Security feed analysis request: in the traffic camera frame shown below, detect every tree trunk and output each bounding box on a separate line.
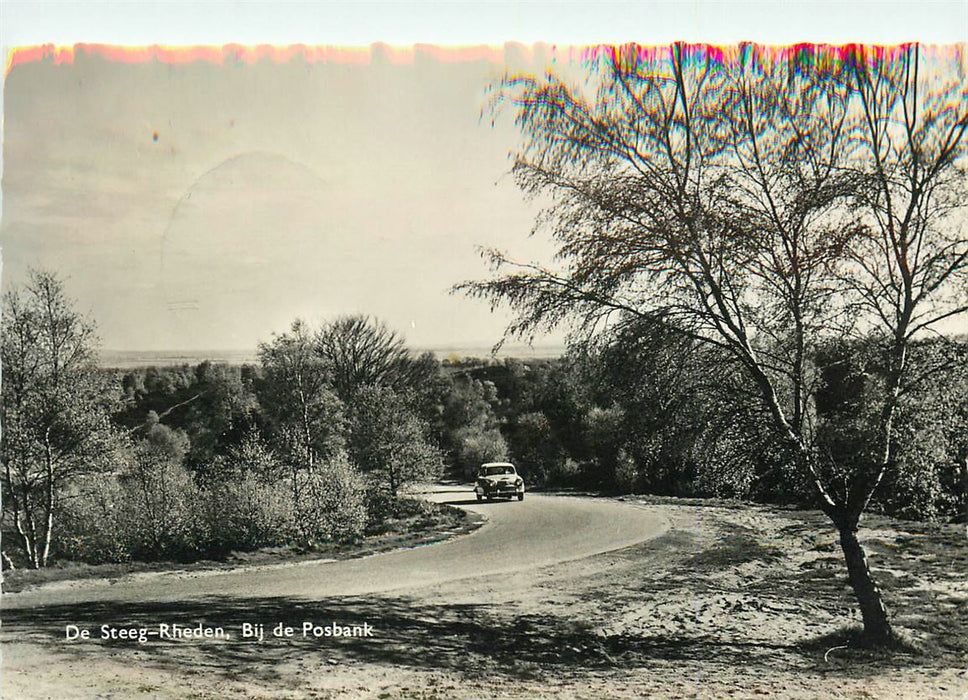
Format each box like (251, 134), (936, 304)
(40, 482), (56, 568)
(40, 506), (55, 568)
(838, 524), (893, 643)
(22, 488), (40, 569)
(40, 431), (56, 567)
(962, 456), (967, 540)
(42, 453), (56, 567)
(6, 479), (35, 568)
(12, 510), (35, 569)
(388, 464), (398, 499)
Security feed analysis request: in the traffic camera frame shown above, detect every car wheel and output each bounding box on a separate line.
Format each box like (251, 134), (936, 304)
(518, 493), (524, 501)
(476, 494), (483, 502)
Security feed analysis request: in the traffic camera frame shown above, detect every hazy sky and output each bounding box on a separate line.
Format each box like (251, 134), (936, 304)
(2, 45), (572, 350)
(2, 2), (966, 351)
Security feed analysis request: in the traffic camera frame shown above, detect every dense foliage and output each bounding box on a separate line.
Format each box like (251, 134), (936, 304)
(4, 274), (965, 575)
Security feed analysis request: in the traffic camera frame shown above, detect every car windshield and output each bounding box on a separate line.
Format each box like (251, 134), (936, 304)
(482, 466), (515, 476)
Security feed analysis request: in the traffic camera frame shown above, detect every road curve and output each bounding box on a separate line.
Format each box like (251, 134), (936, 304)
(3, 487), (668, 608)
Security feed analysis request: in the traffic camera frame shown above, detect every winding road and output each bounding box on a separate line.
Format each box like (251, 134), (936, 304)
(3, 486), (667, 608)
(1, 486), (669, 699)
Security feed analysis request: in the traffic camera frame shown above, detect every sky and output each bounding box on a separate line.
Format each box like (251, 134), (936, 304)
(1, 2), (967, 352)
(2, 43), (561, 350)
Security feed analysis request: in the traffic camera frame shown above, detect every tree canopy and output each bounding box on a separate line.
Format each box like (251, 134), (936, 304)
(1, 271), (122, 568)
(461, 42), (968, 644)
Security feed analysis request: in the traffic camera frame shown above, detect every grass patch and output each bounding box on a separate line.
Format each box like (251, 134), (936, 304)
(798, 625), (921, 662)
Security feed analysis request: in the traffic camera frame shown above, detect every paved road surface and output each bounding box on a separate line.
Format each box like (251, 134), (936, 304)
(3, 486), (668, 608)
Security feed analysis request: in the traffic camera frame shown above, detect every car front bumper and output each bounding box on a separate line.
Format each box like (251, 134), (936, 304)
(475, 483), (525, 497)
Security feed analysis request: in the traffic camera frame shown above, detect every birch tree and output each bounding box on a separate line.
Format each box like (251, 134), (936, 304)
(460, 42), (968, 643)
(258, 320), (343, 495)
(1, 271), (120, 568)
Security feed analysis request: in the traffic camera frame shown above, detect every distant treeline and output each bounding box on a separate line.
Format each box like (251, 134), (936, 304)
(111, 327), (968, 523)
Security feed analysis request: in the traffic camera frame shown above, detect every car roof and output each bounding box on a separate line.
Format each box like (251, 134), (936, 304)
(481, 462), (515, 468)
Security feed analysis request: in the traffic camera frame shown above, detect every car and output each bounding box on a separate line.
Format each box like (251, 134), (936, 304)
(474, 462), (525, 502)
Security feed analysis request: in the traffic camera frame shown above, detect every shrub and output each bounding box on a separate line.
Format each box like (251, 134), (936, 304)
(453, 425), (509, 479)
(293, 454), (368, 545)
(122, 452), (199, 561)
(195, 475), (294, 555)
(363, 491), (442, 535)
(55, 476), (133, 564)
(545, 457), (582, 487)
(614, 449), (638, 494)
(348, 385), (444, 497)
(508, 411), (565, 485)
(56, 452), (199, 564)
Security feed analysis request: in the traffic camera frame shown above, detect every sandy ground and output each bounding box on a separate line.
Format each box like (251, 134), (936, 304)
(3, 496), (967, 699)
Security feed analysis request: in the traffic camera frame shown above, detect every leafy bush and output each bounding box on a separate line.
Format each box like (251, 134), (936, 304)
(55, 444), (371, 563)
(293, 454), (368, 545)
(508, 411), (565, 485)
(812, 338), (968, 522)
(56, 452), (199, 564)
(122, 447), (199, 560)
(545, 457), (582, 487)
(195, 475), (294, 555)
(581, 405), (625, 487)
(55, 477), (133, 564)
(364, 492), (439, 535)
(348, 385), (444, 496)
(614, 449), (638, 494)
(452, 424), (509, 479)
